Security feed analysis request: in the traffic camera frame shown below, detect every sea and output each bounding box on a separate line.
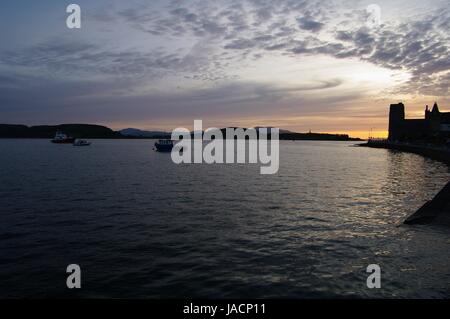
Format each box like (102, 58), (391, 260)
(0, 139), (449, 298)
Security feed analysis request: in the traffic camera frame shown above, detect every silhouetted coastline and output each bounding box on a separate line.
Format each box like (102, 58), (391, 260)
(0, 124), (121, 139)
(361, 140), (450, 165)
(0, 124), (362, 141)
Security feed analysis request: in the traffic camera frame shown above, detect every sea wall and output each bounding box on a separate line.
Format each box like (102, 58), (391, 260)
(362, 140), (450, 165)
(404, 181), (450, 226)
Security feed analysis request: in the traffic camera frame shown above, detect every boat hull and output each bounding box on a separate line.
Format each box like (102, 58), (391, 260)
(155, 143), (173, 152)
(51, 138), (76, 144)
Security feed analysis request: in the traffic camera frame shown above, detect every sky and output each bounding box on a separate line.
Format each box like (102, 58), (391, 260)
(0, 0), (449, 138)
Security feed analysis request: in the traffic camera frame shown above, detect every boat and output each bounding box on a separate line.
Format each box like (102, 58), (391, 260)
(73, 139), (91, 146)
(155, 139), (174, 152)
(51, 131), (75, 144)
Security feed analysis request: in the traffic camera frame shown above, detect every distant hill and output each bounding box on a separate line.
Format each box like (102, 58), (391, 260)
(192, 128), (360, 141)
(255, 127), (292, 134)
(0, 124), (361, 141)
(0, 124), (121, 139)
(280, 132), (361, 141)
(119, 128), (170, 138)
(0, 124), (30, 138)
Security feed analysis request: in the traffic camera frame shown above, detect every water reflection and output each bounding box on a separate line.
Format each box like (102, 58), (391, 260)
(0, 140), (449, 298)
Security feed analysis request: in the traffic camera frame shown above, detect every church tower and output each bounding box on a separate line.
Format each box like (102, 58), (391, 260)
(425, 105), (430, 120)
(388, 103), (405, 141)
(429, 102), (441, 133)
(432, 102), (440, 113)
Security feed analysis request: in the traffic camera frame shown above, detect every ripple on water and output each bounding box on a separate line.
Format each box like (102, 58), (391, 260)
(0, 140), (449, 298)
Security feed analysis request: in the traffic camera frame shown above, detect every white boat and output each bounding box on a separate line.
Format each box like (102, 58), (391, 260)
(73, 139), (91, 146)
(51, 131), (75, 144)
(154, 139), (173, 152)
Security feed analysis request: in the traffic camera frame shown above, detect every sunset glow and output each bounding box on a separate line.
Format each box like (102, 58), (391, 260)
(0, 0), (448, 138)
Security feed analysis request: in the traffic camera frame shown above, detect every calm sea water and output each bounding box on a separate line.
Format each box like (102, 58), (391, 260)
(0, 139), (449, 298)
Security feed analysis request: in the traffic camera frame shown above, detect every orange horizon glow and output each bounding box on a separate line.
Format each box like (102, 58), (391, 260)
(324, 130), (388, 139)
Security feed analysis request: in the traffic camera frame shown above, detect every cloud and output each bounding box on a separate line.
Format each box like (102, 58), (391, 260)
(333, 9), (450, 96)
(0, 40), (179, 78)
(297, 16), (325, 32)
(0, 0), (448, 130)
(0, 59), (346, 125)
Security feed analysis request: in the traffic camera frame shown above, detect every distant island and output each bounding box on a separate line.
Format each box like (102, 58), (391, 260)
(0, 124), (362, 141)
(0, 124), (118, 139)
(279, 132), (361, 141)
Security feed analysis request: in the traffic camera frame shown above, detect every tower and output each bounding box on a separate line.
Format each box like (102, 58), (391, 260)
(388, 102), (405, 141)
(432, 102), (440, 113)
(425, 105), (430, 120)
(429, 102), (441, 133)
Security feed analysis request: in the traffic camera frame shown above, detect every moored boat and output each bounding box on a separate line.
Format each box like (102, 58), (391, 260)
(155, 139), (174, 152)
(73, 139), (91, 146)
(51, 131), (75, 144)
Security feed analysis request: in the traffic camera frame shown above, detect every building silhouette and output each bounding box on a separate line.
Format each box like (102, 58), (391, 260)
(388, 102), (450, 141)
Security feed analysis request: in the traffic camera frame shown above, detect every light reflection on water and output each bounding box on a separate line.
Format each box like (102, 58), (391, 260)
(0, 139), (449, 298)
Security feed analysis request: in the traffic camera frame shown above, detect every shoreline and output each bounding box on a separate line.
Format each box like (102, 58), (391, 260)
(0, 124), (362, 141)
(358, 140), (450, 165)
(360, 140), (450, 226)
(0, 137), (362, 142)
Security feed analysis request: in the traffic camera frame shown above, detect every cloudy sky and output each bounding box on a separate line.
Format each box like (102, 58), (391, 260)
(0, 0), (449, 137)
